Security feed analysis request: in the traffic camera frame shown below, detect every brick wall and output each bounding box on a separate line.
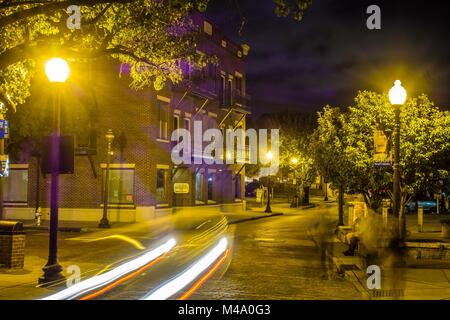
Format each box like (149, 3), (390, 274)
(10, 14), (248, 216)
(0, 233), (25, 269)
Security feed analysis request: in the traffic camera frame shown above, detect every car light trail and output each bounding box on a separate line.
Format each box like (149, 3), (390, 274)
(142, 237), (228, 300)
(79, 254), (166, 300)
(41, 238), (176, 300)
(178, 249), (229, 300)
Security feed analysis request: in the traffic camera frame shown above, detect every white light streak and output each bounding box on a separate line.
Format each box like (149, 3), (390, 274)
(142, 237), (228, 300)
(41, 238), (176, 300)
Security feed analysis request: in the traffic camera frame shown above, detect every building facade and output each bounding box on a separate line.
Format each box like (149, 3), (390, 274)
(1, 14), (250, 222)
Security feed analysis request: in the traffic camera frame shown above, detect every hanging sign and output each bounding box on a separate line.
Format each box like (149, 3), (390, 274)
(373, 130), (392, 167)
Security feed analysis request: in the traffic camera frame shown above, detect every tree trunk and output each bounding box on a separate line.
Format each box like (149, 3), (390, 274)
(302, 186), (310, 205)
(338, 185), (345, 226)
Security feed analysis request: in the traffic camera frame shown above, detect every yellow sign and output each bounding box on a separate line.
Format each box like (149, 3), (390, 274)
(174, 183), (190, 194)
(373, 130), (392, 166)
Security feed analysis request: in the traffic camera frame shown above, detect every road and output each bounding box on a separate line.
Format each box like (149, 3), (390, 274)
(10, 201), (363, 300)
(191, 202), (363, 300)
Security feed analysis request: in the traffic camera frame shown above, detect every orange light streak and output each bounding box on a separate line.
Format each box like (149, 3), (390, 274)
(178, 249), (229, 300)
(80, 254), (167, 300)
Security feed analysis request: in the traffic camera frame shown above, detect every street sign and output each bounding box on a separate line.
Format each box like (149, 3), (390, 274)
(174, 183), (190, 194)
(40, 136), (75, 174)
(0, 119), (8, 139)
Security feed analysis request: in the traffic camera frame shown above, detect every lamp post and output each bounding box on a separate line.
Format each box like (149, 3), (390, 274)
(388, 80), (407, 240)
(265, 151), (273, 213)
(39, 58), (70, 285)
(99, 129), (114, 228)
(290, 157), (299, 208)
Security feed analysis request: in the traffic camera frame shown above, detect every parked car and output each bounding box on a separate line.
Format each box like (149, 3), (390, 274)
(245, 181), (263, 197)
(405, 197), (437, 213)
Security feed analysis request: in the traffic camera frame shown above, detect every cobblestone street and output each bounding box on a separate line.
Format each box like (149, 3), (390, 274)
(192, 202), (363, 300)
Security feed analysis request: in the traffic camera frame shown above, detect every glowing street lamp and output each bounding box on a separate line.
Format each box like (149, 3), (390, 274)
(389, 80), (407, 240)
(45, 58), (70, 83)
(291, 157), (299, 165)
(39, 58), (70, 285)
(265, 151), (273, 213)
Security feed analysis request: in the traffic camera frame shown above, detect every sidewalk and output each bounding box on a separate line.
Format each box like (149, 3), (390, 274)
(308, 201), (450, 300)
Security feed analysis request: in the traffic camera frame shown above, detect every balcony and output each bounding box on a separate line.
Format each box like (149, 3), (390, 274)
(232, 89), (251, 109)
(172, 71), (218, 100)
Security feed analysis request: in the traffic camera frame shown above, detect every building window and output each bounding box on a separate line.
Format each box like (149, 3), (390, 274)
(158, 100), (169, 140)
(103, 166), (135, 205)
(173, 114), (180, 131)
(228, 79), (233, 105)
(156, 167), (169, 204)
(220, 75), (226, 106)
(2, 165), (28, 205)
(184, 118), (191, 132)
(236, 75), (243, 95)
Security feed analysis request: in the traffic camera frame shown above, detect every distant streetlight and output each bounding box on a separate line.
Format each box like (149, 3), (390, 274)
(265, 151), (273, 213)
(99, 129), (115, 228)
(388, 80), (407, 240)
(39, 58), (70, 285)
(291, 157), (299, 165)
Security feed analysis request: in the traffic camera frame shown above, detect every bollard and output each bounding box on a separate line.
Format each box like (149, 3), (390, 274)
(382, 206), (388, 227)
(35, 207), (42, 226)
(418, 206), (424, 232)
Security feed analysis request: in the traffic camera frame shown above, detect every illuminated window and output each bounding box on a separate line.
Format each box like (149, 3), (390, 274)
(173, 114), (180, 131)
(2, 165), (28, 205)
(156, 168), (169, 204)
(103, 167), (135, 205)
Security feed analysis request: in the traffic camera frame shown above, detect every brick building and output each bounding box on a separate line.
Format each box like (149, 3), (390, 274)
(2, 14), (250, 223)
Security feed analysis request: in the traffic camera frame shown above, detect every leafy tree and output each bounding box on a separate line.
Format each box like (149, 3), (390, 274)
(312, 106), (350, 225)
(0, 0), (313, 110)
(315, 91), (450, 223)
(345, 91), (450, 214)
(0, 0), (212, 109)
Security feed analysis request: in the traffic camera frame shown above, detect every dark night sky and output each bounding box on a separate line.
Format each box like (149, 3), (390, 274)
(205, 0), (450, 115)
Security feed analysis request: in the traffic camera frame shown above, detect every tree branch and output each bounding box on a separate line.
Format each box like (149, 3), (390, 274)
(0, 0), (135, 28)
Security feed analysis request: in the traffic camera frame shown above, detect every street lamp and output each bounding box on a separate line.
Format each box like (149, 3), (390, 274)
(99, 129), (115, 228)
(389, 80), (407, 240)
(39, 58), (70, 285)
(265, 151), (273, 213)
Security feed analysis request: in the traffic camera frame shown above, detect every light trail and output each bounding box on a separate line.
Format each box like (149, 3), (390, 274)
(41, 238), (176, 300)
(142, 237), (228, 300)
(80, 254), (167, 300)
(178, 249), (229, 300)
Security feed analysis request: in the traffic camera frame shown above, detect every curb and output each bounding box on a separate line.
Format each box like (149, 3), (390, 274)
(24, 225), (89, 233)
(228, 213), (283, 225)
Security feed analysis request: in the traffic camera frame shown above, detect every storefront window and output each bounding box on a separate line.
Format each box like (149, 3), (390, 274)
(105, 168), (135, 205)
